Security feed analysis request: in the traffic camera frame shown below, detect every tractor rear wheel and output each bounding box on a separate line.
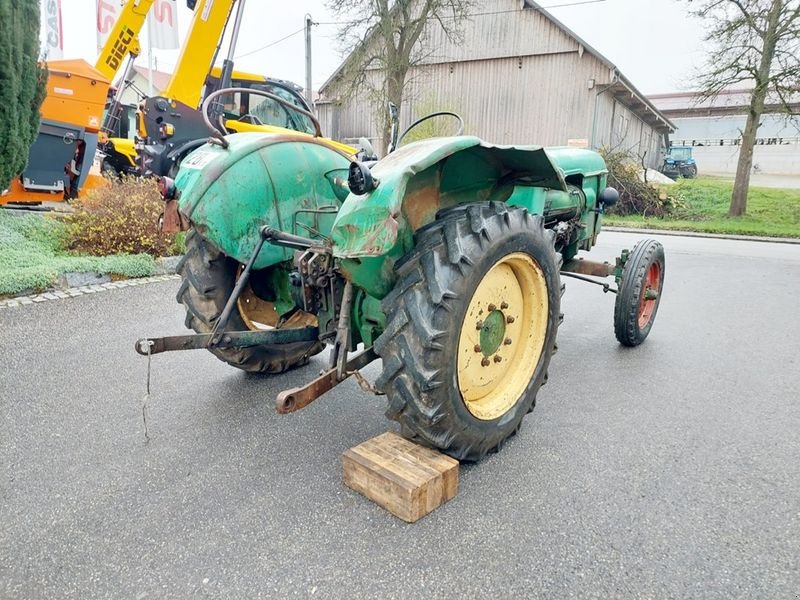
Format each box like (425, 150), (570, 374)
(614, 239), (665, 346)
(375, 202), (561, 461)
(176, 229), (323, 373)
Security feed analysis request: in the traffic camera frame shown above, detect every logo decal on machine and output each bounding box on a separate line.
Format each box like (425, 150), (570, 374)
(181, 150), (218, 170)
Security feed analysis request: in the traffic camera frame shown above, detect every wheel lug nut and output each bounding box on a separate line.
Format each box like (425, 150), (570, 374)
(475, 320), (483, 330)
(488, 303), (496, 312)
(500, 302), (508, 309)
(506, 316), (515, 323)
(474, 344), (482, 353)
(481, 357), (491, 367)
(504, 338), (512, 345)
(493, 355), (502, 363)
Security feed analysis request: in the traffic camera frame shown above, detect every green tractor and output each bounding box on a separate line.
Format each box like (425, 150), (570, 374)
(138, 89), (665, 461)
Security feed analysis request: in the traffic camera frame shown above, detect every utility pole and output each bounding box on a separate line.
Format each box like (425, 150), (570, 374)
(146, 13), (155, 96)
(305, 14), (313, 110)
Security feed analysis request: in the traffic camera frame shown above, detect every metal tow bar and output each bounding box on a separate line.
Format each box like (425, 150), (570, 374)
(135, 327), (319, 356)
(276, 347), (378, 414)
(135, 225), (325, 357)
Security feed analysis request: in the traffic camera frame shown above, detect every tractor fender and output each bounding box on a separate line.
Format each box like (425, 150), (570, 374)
(331, 136), (572, 260)
(174, 132), (353, 270)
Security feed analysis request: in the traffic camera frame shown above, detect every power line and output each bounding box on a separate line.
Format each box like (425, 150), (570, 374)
(230, 0), (608, 60)
(315, 0), (608, 25)
(541, 0), (607, 8)
(234, 26), (305, 59)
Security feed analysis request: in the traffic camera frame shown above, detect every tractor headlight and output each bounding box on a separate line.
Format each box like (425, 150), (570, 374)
(598, 187), (619, 209)
(348, 161), (380, 195)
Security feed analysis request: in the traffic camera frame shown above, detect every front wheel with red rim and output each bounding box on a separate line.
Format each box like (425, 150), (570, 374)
(614, 239), (665, 347)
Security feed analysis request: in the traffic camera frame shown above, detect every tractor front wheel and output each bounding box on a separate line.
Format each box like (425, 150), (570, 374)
(614, 239), (665, 346)
(176, 229), (323, 373)
(375, 203), (561, 461)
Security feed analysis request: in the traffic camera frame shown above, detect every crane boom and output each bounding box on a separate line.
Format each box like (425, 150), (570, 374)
(94, 0), (158, 82)
(161, 0), (238, 108)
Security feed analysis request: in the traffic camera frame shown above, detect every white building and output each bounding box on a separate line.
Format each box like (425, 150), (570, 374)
(650, 89), (800, 175)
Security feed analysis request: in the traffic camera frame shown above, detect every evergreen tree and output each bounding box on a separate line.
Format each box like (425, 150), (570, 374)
(0, 0), (47, 191)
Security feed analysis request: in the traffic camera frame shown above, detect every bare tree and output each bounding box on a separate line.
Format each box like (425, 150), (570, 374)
(688, 0), (800, 216)
(326, 0), (473, 153)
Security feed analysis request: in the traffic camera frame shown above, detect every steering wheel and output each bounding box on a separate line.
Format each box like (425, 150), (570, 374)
(396, 111), (465, 148)
(201, 87), (322, 148)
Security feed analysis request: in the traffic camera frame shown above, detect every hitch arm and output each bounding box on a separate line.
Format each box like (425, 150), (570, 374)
(136, 327), (319, 356)
(276, 347), (378, 414)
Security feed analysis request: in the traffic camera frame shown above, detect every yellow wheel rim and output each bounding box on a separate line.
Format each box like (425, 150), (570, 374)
(457, 252), (549, 421)
(236, 270), (317, 331)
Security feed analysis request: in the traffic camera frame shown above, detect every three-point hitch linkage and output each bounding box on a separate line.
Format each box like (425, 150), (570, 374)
(136, 225), (378, 414)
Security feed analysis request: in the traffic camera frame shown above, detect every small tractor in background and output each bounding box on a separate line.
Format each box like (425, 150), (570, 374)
(660, 145), (698, 180)
(137, 91), (666, 461)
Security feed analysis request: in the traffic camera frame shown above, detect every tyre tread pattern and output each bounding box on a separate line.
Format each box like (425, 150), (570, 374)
(375, 202), (562, 461)
(176, 229), (322, 373)
(614, 238), (665, 347)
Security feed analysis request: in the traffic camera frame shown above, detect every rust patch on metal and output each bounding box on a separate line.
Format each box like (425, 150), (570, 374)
(161, 201), (190, 233)
(237, 283), (280, 329)
(276, 347), (378, 414)
(403, 184), (440, 230)
(561, 258), (615, 278)
(355, 213), (400, 256)
(236, 275), (318, 331)
(402, 166), (441, 231)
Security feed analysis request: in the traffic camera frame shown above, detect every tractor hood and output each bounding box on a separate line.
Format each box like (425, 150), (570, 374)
(331, 136), (569, 258)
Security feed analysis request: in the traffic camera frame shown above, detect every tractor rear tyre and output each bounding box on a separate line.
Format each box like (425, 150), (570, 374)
(176, 229), (323, 373)
(614, 239), (665, 347)
(375, 202), (561, 461)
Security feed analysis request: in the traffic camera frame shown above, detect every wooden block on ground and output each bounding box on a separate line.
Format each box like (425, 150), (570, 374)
(342, 431), (459, 522)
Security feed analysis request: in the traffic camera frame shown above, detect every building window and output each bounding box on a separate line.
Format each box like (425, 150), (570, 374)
(618, 115), (629, 139)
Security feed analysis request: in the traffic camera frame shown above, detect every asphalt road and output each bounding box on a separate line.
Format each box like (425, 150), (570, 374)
(2, 232), (799, 599)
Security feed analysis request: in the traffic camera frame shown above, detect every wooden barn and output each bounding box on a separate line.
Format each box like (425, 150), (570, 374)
(316, 0), (674, 167)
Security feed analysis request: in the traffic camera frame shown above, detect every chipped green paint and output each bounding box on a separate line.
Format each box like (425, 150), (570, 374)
(329, 138), (608, 298)
(175, 132), (351, 270)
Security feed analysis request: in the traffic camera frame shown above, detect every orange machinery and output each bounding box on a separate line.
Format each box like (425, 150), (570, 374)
(0, 59), (110, 205)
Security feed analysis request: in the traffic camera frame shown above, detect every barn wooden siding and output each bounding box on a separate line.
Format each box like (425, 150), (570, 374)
(317, 0), (669, 167)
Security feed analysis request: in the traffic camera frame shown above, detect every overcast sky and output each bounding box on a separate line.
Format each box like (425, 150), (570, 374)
(52, 0), (707, 95)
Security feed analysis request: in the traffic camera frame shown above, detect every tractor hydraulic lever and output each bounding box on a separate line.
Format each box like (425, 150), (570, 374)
(261, 226), (326, 252)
